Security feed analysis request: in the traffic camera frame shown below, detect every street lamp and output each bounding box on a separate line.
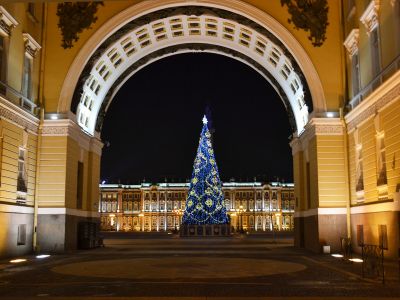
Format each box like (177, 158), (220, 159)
(236, 205), (244, 233)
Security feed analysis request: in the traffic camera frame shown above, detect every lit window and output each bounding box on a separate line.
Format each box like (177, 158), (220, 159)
(0, 35), (6, 94)
(376, 133), (387, 186)
(370, 27), (381, 78)
(17, 147), (27, 193)
(356, 145), (364, 193)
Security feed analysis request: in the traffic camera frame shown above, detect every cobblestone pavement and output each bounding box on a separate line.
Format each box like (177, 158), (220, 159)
(0, 233), (399, 299)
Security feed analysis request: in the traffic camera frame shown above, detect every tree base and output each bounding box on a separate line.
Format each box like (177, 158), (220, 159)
(180, 224), (231, 237)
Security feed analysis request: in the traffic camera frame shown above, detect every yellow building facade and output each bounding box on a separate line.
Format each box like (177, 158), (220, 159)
(99, 182), (295, 232)
(0, 1), (398, 259)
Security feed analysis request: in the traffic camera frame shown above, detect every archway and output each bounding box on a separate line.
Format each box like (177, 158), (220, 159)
(58, 0), (327, 137)
(39, 0), (340, 253)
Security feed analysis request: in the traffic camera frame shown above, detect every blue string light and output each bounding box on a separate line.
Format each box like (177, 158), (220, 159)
(182, 115), (229, 225)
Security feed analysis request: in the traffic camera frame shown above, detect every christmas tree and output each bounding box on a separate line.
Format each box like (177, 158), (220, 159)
(182, 115), (229, 225)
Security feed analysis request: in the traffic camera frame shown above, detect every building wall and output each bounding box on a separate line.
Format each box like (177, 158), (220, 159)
(342, 0), (400, 259)
(0, 4), (41, 257)
(99, 182), (295, 232)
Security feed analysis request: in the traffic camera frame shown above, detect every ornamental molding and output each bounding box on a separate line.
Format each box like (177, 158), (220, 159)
(346, 70), (400, 130)
(0, 95), (39, 133)
(22, 33), (41, 58)
(360, 0), (380, 34)
(41, 119), (102, 155)
(291, 118), (343, 155)
(305, 118), (343, 136)
(343, 29), (360, 57)
(0, 6), (18, 36)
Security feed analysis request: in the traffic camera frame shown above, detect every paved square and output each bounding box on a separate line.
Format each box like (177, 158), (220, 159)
(0, 234), (399, 299)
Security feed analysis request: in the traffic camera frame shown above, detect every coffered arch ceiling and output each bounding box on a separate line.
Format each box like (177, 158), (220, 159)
(60, 1), (327, 136)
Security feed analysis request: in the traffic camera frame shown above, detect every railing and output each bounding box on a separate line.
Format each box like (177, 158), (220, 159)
(361, 243), (385, 284)
(348, 54), (400, 111)
(0, 80), (39, 116)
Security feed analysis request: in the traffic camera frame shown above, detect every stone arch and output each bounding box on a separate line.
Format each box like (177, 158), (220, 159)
(58, 0), (327, 136)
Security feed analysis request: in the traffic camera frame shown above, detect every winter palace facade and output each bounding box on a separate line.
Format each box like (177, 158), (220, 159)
(99, 182), (295, 232)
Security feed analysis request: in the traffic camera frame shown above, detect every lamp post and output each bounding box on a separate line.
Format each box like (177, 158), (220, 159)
(236, 205), (244, 233)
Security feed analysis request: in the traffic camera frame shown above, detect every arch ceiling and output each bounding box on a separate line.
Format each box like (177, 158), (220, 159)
(66, 2), (325, 136)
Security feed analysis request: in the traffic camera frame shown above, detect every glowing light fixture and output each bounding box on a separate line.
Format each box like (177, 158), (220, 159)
(331, 254), (343, 258)
(10, 258), (27, 263)
(36, 254), (50, 259)
(326, 112), (335, 118)
(349, 258), (363, 263)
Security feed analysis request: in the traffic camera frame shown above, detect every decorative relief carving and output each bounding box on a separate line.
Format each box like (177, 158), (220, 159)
(280, 0), (329, 47)
(57, 2), (104, 49)
(41, 119), (100, 154)
(344, 29), (360, 58)
(0, 6), (18, 36)
(41, 125), (69, 136)
(314, 124), (344, 135)
(360, 0), (380, 34)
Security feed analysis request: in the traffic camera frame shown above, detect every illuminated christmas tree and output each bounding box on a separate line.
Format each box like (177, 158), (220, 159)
(182, 115), (229, 225)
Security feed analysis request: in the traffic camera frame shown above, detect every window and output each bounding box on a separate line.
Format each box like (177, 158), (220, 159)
(22, 54), (33, 99)
(144, 201), (150, 211)
(351, 52), (361, 96)
(17, 224), (26, 245)
(151, 201), (157, 211)
(0, 35), (6, 93)
(111, 201), (117, 212)
(396, 0), (400, 55)
(224, 200), (230, 210)
(370, 27), (381, 79)
(376, 133), (387, 186)
(28, 3), (35, 18)
(167, 201), (172, 211)
(356, 145), (364, 193)
(17, 147), (27, 193)
(256, 200), (262, 210)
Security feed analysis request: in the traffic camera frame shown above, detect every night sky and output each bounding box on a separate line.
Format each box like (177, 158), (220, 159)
(100, 53), (293, 184)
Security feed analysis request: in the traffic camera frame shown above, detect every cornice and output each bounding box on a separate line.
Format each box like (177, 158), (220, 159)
(41, 119), (103, 155)
(0, 6), (18, 36)
(345, 70), (400, 130)
(0, 95), (39, 133)
(360, 0), (380, 34)
(22, 33), (41, 58)
(343, 29), (359, 58)
(291, 118), (343, 155)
